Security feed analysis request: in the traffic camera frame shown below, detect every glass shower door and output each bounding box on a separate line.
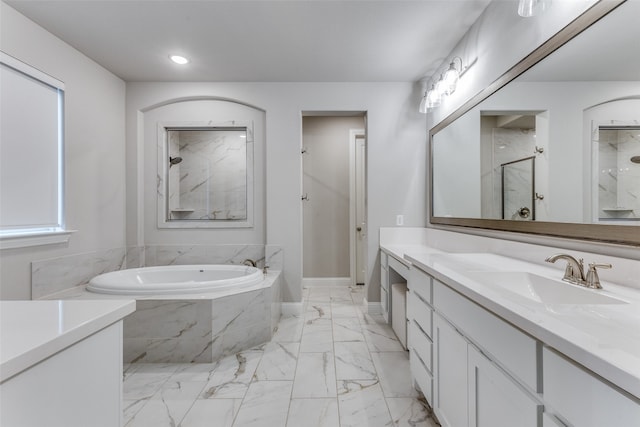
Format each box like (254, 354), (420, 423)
(502, 156), (535, 221)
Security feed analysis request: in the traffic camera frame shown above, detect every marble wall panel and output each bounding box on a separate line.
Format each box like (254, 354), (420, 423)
(145, 244), (265, 267)
(31, 247), (126, 299)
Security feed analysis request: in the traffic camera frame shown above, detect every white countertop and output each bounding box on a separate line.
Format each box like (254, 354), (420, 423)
(1, 299), (136, 383)
(381, 243), (640, 399)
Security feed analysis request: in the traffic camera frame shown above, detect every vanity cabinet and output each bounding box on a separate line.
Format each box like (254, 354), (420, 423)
(543, 347), (640, 427)
(407, 266), (434, 405)
(408, 266), (542, 427)
(433, 312), (468, 427)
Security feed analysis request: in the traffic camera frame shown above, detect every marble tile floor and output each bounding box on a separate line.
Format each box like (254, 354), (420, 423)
(122, 285), (440, 427)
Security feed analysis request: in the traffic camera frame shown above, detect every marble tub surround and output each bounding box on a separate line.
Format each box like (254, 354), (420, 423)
(144, 244), (266, 268)
(121, 285), (438, 427)
(50, 270), (282, 364)
(34, 244), (280, 300)
(31, 247), (126, 299)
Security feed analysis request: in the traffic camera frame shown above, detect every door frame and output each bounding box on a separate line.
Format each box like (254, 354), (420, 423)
(349, 129), (366, 286)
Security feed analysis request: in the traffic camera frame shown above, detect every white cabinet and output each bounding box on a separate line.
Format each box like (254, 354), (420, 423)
(433, 312), (468, 427)
(468, 345), (541, 427)
(410, 269), (541, 427)
(1, 322), (124, 427)
(543, 347), (640, 427)
(408, 266), (434, 405)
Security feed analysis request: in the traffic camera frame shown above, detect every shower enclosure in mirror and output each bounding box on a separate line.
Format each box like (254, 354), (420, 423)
(595, 125), (640, 222)
(157, 122), (254, 229)
(502, 156), (535, 221)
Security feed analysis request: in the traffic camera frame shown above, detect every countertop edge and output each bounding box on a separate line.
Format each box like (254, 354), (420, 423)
(1, 300), (136, 383)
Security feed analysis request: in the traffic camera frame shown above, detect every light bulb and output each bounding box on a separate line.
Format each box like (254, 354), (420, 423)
(169, 55), (190, 65)
(442, 62), (460, 95)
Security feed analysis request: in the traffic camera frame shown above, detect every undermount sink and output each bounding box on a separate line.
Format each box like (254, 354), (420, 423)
(467, 271), (627, 305)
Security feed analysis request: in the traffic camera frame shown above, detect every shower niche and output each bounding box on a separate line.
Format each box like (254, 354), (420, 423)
(157, 122), (254, 229)
(596, 125), (640, 222)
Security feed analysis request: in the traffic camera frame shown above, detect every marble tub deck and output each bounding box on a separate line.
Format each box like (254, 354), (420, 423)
(123, 285), (439, 427)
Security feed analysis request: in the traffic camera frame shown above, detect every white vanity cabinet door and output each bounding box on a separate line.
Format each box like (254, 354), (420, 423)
(543, 347), (640, 427)
(468, 345), (541, 427)
(433, 312), (468, 427)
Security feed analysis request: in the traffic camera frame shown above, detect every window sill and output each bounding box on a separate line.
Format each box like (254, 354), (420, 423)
(0, 230), (76, 250)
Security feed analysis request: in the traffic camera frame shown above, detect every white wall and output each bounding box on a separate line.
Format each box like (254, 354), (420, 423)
(302, 116), (365, 278)
(0, 3), (126, 299)
(427, 0), (598, 124)
(127, 82), (426, 303)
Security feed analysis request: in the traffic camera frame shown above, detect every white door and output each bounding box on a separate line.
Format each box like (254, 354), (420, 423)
(355, 134), (366, 285)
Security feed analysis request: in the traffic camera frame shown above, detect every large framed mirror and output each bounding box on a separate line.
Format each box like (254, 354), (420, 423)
(430, 0), (640, 245)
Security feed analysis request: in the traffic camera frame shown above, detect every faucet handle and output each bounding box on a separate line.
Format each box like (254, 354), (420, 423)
(585, 262), (611, 289)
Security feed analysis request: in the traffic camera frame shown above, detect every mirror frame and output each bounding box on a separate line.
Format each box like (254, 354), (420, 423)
(429, 0), (640, 246)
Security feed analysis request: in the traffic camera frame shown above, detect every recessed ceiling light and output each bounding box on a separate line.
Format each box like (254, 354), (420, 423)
(169, 55), (189, 65)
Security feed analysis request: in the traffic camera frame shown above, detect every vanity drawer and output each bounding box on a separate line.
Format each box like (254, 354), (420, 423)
(410, 349), (433, 405)
(407, 291), (432, 338)
(543, 347), (640, 427)
(388, 255), (409, 280)
(408, 267), (432, 306)
(408, 319), (432, 372)
(433, 280), (540, 393)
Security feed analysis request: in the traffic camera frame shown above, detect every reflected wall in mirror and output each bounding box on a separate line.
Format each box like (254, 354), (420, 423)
(430, 0), (640, 244)
(157, 123), (254, 229)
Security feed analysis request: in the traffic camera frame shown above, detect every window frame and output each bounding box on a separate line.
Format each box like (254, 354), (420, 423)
(0, 52), (73, 249)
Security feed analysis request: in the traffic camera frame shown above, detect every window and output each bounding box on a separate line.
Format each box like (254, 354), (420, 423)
(0, 53), (70, 248)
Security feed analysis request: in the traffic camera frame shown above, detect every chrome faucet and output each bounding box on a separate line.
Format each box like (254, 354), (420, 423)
(585, 262), (612, 289)
(242, 259), (257, 267)
(545, 254), (612, 289)
(545, 254), (586, 286)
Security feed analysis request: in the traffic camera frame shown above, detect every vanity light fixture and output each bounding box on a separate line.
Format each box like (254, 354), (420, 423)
(518, 0), (552, 17)
(442, 57), (463, 95)
(419, 90), (429, 114)
(425, 83), (441, 110)
(169, 54), (190, 65)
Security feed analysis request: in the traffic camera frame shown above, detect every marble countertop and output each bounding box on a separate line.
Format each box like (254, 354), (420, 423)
(1, 299), (136, 383)
(381, 243), (640, 399)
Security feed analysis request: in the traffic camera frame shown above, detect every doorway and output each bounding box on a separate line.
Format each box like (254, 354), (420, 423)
(301, 114), (367, 288)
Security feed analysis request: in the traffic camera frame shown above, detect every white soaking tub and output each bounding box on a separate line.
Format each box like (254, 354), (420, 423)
(87, 264), (263, 295)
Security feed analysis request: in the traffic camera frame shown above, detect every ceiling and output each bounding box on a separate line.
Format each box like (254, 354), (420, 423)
(5, 0), (492, 82)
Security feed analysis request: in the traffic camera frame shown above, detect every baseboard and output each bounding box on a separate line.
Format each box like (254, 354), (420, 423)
(281, 302), (303, 316)
(363, 298), (382, 315)
(302, 277), (351, 287)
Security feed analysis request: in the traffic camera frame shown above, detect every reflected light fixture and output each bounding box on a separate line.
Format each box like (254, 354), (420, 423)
(169, 54), (190, 65)
(518, 0), (552, 17)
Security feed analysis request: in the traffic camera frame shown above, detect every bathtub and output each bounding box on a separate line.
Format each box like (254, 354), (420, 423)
(80, 265), (282, 363)
(87, 264), (264, 295)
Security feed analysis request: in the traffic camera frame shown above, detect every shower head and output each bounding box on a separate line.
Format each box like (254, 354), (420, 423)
(631, 156), (640, 164)
(169, 156), (183, 166)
